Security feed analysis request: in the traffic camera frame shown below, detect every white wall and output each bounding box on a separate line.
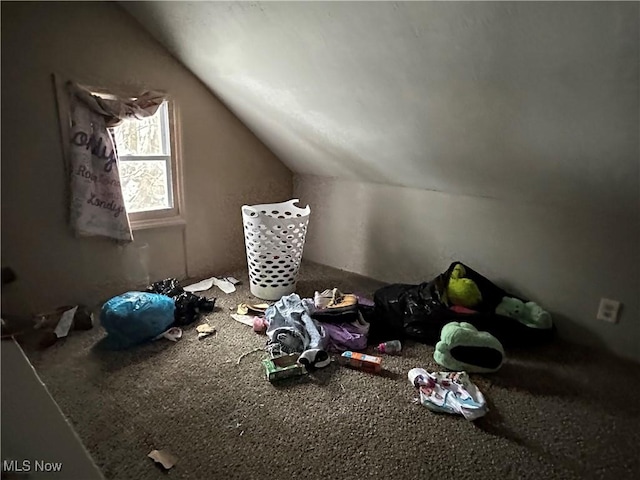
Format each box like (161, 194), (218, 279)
(295, 175), (640, 362)
(123, 1), (639, 219)
(1, 2), (292, 314)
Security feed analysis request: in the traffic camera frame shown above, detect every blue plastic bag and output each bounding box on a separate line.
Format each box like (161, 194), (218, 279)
(100, 292), (175, 350)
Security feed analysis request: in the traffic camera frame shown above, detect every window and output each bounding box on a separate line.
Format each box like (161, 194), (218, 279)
(111, 101), (184, 229)
(52, 75), (184, 231)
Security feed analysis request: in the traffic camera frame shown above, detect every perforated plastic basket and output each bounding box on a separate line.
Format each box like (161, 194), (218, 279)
(242, 199), (311, 300)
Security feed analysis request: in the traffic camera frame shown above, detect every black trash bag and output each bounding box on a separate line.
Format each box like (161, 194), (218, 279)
(146, 278), (216, 326)
(369, 281), (448, 345)
(146, 278), (183, 298)
(371, 262), (554, 348)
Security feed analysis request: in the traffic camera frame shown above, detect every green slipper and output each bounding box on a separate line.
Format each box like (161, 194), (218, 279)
(434, 322), (505, 373)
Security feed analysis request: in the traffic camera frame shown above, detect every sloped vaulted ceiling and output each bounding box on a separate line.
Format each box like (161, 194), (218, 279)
(122, 1), (639, 212)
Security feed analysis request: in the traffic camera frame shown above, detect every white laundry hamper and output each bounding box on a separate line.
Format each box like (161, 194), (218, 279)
(241, 199), (311, 300)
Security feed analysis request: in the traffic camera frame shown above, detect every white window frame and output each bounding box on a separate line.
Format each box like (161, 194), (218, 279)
(53, 74), (185, 231)
(115, 100), (185, 230)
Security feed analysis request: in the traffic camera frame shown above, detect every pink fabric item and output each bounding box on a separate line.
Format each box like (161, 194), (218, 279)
(450, 305), (477, 315)
(253, 316), (268, 334)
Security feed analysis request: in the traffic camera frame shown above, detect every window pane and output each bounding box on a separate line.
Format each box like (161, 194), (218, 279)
(113, 102), (169, 156)
(119, 160), (171, 212)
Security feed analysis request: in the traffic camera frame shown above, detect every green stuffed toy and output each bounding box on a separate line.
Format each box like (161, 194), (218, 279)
(446, 264), (482, 308)
(434, 322), (505, 373)
(495, 296), (553, 329)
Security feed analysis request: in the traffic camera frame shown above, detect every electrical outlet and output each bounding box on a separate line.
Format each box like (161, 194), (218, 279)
(596, 298), (621, 323)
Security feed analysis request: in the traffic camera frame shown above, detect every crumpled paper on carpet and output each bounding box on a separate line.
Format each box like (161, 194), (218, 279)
(196, 323), (216, 339)
(148, 449), (177, 470)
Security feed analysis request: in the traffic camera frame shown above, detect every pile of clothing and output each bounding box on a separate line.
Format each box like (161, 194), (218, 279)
(264, 288), (373, 369)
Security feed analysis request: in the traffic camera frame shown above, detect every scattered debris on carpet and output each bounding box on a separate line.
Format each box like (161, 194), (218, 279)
(148, 449), (178, 470)
(237, 303), (269, 315)
(230, 313), (255, 327)
(252, 316), (268, 334)
(229, 419), (242, 429)
(157, 327), (183, 342)
(196, 323), (216, 340)
(232, 303), (270, 334)
(374, 340), (402, 355)
(52, 306), (78, 339)
(237, 347), (263, 365)
(339, 351), (382, 373)
(263, 353), (308, 382)
(211, 277), (236, 294)
(184, 276), (239, 294)
(183, 277), (215, 293)
(29, 259), (556, 423)
(240, 261), (552, 423)
(1, 304), (94, 349)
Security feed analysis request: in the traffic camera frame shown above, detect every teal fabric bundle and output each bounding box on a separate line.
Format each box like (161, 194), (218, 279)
(100, 292), (175, 350)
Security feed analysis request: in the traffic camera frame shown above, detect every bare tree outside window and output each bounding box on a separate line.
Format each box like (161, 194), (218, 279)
(112, 102), (173, 213)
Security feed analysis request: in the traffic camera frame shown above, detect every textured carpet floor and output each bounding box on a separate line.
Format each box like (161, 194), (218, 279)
(25, 261), (640, 480)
